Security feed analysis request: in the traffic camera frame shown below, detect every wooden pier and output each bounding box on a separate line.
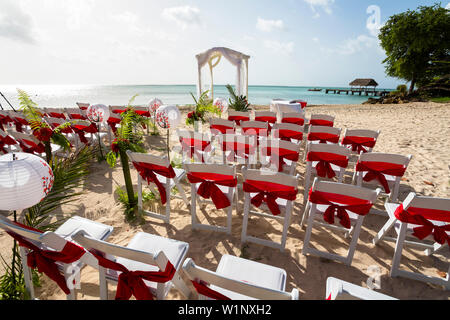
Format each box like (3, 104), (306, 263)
(325, 88), (389, 97)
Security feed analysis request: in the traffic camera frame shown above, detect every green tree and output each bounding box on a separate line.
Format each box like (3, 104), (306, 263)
(379, 3), (450, 94)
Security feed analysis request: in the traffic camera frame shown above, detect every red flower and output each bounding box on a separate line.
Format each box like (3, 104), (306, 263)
(187, 111), (194, 119)
(33, 127), (53, 142)
(111, 139), (120, 154)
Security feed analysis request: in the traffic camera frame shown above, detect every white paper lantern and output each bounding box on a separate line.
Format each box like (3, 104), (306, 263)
(0, 153), (54, 211)
(149, 98), (163, 116)
(155, 105), (181, 129)
(213, 98), (228, 113)
(86, 104), (110, 123)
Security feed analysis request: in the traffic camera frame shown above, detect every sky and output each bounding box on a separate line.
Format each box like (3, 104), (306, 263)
(0, 0), (448, 89)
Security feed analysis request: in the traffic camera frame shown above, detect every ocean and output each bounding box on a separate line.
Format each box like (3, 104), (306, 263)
(0, 85), (392, 109)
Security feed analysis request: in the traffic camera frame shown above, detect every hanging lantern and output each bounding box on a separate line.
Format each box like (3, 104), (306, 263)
(155, 105), (181, 129)
(149, 98), (163, 116)
(0, 153), (54, 211)
(86, 104), (110, 123)
(213, 98), (228, 114)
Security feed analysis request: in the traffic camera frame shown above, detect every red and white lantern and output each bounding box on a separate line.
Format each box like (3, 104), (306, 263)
(155, 105), (181, 129)
(86, 104), (110, 123)
(213, 98), (228, 114)
(149, 98), (163, 117)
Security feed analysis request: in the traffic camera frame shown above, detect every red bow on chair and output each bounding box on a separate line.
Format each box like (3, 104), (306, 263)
(0, 114), (13, 131)
(134, 110), (150, 117)
(243, 180), (298, 216)
(107, 117), (121, 135)
(13, 117), (29, 133)
(307, 132), (339, 144)
(355, 161), (406, 194)
(228, 115), (249, 126)
(90, 250), (176, 300)
(394, 205), (450, 249)
(187, 172), (237, 209)
(48, 112), (66, 119)
(309, 190), (373, 229)
(309, 119), (333, 127)
(341, 136), (376, 154)
(19, 139), (46, 154)
(72, 123), (98, 145)
(0, 135), (16, 153)
(263, 147), (299, 172)
(282, 117), (304, 126)
(180, 138), (210, 162)
(307, 152), (348, 179)
(132, 162), (176, 205)
(6, 222), (85, 295)
(191, 280), (231, 300)
(69, 113), (87, 120)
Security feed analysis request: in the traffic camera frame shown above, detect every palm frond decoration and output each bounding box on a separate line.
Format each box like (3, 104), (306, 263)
(226, 84), (250, 112)
(186, 90), (221, 126)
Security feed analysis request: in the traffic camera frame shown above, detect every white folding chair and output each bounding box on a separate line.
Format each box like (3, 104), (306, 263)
(228, 110), (250, 126)
(177, 129), (215, 164)
(341, 129), (380, 155)
(241, 168), (299, 251)
(8, 111), (30, 133)
(7, 130), (63, 158)
(259, 139), (301, 175)
(254, 110), (277, 129)
(303, 125), (342, 161)
(0, 129), (19, 153)
(43, 108), (67, 120)
(44, 116), (78, 146)
(218, 133), (257, 167)
(209, 118), (236, 136)
(303, 143), (351, 204)
(76, 102), (90, 111)
(72, 230), (191, 300)
(272, 122), (304, 145)
(280, 111), (306, 126)
(127, 150), (189, 223)
(373, 193), (450, 289)
(66, 108), (87, 120)
(326, 277), (397, 300)
(353, 152), (412, 203)
(182, 255), (299, 300)
(302, 179), (381, 265)
(309, 114), (335, 127)
(109, 105), (128, 115)
(0, 215), (113, 300)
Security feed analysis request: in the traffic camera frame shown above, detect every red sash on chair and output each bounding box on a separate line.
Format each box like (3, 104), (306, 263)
(394, 205), (450, 248)
(228, 115), (249, 126)
(49, 122), (73, 134)
(48, 112), (66, 119)
(210, 125), (235, 135)
(0, 114), (13, 131)
(309, 190), (373, 228)
(72, 123), (98, 145)
(180, 138), (211, 162)
(310, 119), (333, 127)
(89, 250), (176, 300)
(19, 139), (46, 154)
(275, 129), (303, 142)
(132, 162), (176, 204)
(342, 136), (376, 154)
(6, 222), (85, 295)
(0, 135), (17, 153)
(112, 108), (127, 115)
(69, 113), (87, 120)
(307, 152), (348, 179)
(243, 180), (298, 216)
(242, 127), (268, 137)
(222, 141), (255, 161)
(355, 161), (406, 194)
(282, 117), (305, 126)
(134, 110), (150, 117)
(107, 117), (121, 134)
(13, 117), (29, 133)
(263, 147), (299, 172)
(192, 280), (231, 300)
(255, 116), (277, 124)
(187, 172), (237, 209)
(307, 132), (339, 144)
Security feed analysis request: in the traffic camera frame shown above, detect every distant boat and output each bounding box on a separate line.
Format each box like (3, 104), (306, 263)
(308, 88), (322, 92)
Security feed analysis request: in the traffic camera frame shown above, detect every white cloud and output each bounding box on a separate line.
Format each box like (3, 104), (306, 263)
(312, 37), (319, 43)
(445, 2), (450, 10)
(0, 0), (36, 44)
(256, 17), (284, 32)
(336, 34), (379, 55)
(304, 0), (335, 17)
(263, 40), (294, 55)
(66, 0), (94, 31)
(162, 6), (201, 29)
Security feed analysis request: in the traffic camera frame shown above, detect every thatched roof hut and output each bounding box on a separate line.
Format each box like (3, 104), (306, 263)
(349, 78), (378, 87)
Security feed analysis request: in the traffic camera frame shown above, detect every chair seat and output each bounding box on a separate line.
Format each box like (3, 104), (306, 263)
(55, 216), (113, 242)
(106, 232), (189, 290)
(209, 254), (286, 300)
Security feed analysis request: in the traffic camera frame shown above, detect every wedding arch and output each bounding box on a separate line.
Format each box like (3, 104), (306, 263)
(196, 47), (250, 100)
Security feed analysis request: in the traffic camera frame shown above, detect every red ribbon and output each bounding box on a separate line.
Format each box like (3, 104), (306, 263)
(342, 136), (376, 154)
(33, 127), (53, 142)
(262, 147), (299, 172)
(307, 132), (339, 144)
(180, 138), (211, 162)
(6, 222), (85, 295)
(13, 117), (29, 133)
(394, 205), (450, 248)
(228, 115), (250, 126)
(282, 117), (305, 126)
(210, 124), (235, 134)
(90, 250), (176, 300)
(0, 135), (16, 153)
(107, 117), (121, 134)
(242, 127), (268, 137)
(221, 141), (255, 161)
(132, 162), (176, 205)
(69, 113), (87, 120)
(48, 112), (66, 119)
(309, 190), (373, 228)
(243, 180), (298, 216)
(255, 116), (277, 124)
(72, 123), (98, 145)
(187, 172), (237, 209)
(134, 110), (150, 117)
(19, 138), (46, 154)
(310, 119), (333, 127)
(355, 161), (406, 194)
(275, 129), (303, 141)
(307, 151), (349, 179)
(191, 280), (231, 300)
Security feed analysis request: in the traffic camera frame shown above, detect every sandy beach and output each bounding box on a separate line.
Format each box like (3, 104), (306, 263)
(0, 101), (449, 300)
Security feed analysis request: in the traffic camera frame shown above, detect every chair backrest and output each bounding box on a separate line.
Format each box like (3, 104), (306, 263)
(326, 277), (397, 300)
(44, 116), (65, 128)
(272, 123), (304, 140)
(280, 112), (306, 126)
(401, 192), (450, 224)
(240, 121), (269, 136)
(306, 142), (351, 159)
(260, 139), (301, 156)
(0, 129), (16, 141)
(177, 129), (212, 144)
(126, 150), (171, 168)
(219, 133), (257, 153)
(184, 163), (237, 177)
(341, 129), (380, 153)
(308, 125), (341, 136)
(254, 111), (277, 123)
(182, 258), (298, 300)
(228, 110), (250, 125)
(243, 168), (298, 188)
(133, 106), (151, 117)
(310, 178), (380, 203)
(76, 103), (90, 110)
(66, 108), (87, 120)
(358, 152), (412, 166)
(109, 106), (128, 114)
(8, 130), (40, 147)
(209, 118), (236, 135)
(44, 108), (67, 119)
(307, 125), (341, 144)
(309, 114), (335, 127)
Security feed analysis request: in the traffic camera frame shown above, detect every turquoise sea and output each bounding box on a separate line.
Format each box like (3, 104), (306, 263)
(0, 85), (393, 109)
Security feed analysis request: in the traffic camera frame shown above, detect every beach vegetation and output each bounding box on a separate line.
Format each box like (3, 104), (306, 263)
(186, 91), (221, 127)
(379, 4), (450, 94)
(226, 84), (250, 112)
(106, 95), (146, 222)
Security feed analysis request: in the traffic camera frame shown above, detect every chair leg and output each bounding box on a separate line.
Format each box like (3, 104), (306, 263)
(300, 201), (310, 228)
(280, 203), (292, 252)
(137, 175), (143, 211)
(191, 185), (197, 230)
(373, 217), (396, 245)
(345, 216), (364, 266)
(175, 180), (189, 206)
(99, 267), (108, 300)
(241, 194), (251, 244)
(390, 223), (407, 278)
(19, 247), (35, 300)
(302, 205), (316, 256)
(165, 184), (171, 223)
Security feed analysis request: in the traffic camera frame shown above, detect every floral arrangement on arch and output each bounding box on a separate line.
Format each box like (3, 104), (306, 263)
(186, 90), (221, 127)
